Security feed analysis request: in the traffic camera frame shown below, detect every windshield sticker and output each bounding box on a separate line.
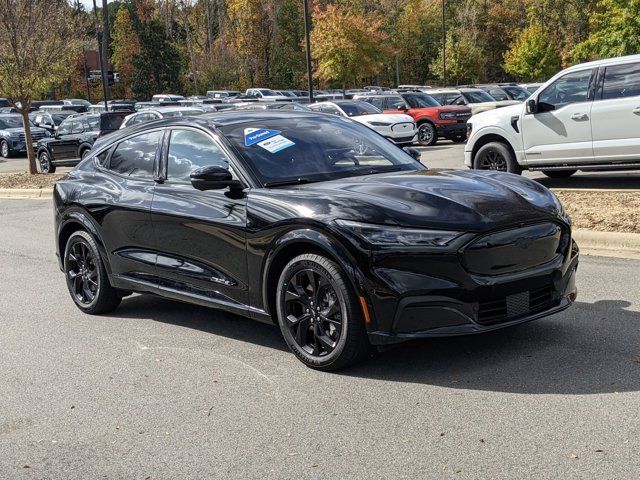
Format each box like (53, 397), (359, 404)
(244, 128), (281, 146)
(257, 135), (295, 153)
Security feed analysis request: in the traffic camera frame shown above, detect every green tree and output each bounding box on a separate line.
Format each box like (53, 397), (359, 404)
(572, 0), (640, 62)
(111, 7), (140, 97)
(311, 3), (392, 90)
(430, 32), (485, 85)
(270, 0), (306, 88)
(0, 0), (85, 173)
(504, 22), (562, 81)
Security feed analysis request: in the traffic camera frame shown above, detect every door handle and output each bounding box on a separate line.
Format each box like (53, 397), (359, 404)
(571, 113), (589, 121)
(633, 107), (640, 115)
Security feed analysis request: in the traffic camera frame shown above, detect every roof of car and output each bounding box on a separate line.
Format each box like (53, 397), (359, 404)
(563, 53), (640, 72)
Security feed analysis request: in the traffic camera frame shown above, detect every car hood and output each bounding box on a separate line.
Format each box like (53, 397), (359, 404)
(255, 170), (564, 232)
(351, 113), (414, 124)
(471, 103), (523, 124)
(1, 126), (48, 136)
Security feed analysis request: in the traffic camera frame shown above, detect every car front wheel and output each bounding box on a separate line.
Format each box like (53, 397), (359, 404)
(417, 123), (438, 146)
(38, 150), (56, 173)
(0, 140), (11, 158)
(63, 230), (122, 314)
(276, 254), (370, 371)
(474, 142), (521, 174)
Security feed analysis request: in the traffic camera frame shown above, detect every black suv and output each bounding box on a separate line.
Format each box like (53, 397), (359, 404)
(35, 112), (127, 173)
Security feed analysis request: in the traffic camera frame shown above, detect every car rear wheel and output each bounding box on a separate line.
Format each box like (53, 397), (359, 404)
(80, 148), (91, 160)
(38, 150), (56, 173)
(276, 254), (370, 371)
(417, 123), (438, 146)
(63, 230), (122, 314)
(542, 170), (577, 178)
(474, 142), (521, 174)
(0, 140), (10, 158)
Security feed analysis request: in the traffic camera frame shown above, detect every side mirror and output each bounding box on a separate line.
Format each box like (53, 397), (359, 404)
(526, 98), (538, 114)
(397, 105), (407, 111)
(190, 165), (243, 191)
(403, 146), (421, 161)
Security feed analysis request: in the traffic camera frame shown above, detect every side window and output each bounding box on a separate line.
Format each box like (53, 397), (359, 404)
(538, 69), (593, 110)
(321, 104), (341, 115)
(70, 121), (84, 134)
(602, 62), (640, 100)
(489, 88), (509, 101)
(126, 115), (140, 126)
(57, 120), (72, 135)
(386, 96), (406, 109)
(108, 130), (162, 179)
(96, 148), (111, 167)
(167, 129), (231, 183)
(368, 97), (384, 109)
(450, 95), (465, 105)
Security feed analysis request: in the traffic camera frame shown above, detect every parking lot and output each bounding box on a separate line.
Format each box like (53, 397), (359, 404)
(2, 191), (640, 478)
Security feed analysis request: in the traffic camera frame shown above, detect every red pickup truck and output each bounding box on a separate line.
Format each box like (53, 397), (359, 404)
(354, 92), (472, 146)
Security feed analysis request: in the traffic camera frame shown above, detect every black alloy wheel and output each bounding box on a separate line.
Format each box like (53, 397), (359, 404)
(38, 150), (56, 173)
(276, 254), (369, 370)
(474, 141), (521, 174)
(417, 123), (438, 146)
(63, 230), (122, 314)
(0, 140), (10, 158)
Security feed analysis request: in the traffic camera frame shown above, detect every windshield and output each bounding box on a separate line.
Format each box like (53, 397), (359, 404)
(162, 109), (203, 118)
(462, 90), (496, 103)
(503, 86), (531, 100)
(0, 116), (25, 129)
(339, 102), (381, 116)
(259, 89), (279, 96)
(219, 115), (424, 185)
(52, 114), (72, 125)
(403, 93), (440, 108)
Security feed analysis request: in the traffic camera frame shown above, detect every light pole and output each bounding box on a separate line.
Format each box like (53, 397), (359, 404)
(92, 0), (109, 109)
(441, 0), (446, 85)
(302, 0), (314, 103)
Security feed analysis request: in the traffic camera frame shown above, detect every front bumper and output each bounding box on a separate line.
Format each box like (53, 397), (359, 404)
(436, 121), (467, 138)
(360, 230), (579, 345)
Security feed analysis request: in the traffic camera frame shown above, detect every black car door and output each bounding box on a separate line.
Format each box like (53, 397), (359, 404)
(150, 126), (249, 311)
(95, 128), (164, 284)
(49, 119), (76, 158)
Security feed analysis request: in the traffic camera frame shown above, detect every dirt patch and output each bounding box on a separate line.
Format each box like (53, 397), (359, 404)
(0, 172), (64, 189)
(555, 190), (640, 234)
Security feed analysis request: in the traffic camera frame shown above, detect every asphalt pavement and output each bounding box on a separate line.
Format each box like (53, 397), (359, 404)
(1, 198), (639, 479)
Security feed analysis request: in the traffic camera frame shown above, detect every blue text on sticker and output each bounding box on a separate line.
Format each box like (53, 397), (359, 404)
(244, 128), (281, 146)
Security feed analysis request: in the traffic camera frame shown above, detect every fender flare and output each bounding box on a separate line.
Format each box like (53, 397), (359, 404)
(57, 208), (111, 274)
(261, 227), (369, 319)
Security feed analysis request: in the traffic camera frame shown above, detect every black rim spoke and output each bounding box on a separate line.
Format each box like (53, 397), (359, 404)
(66, 240), (99, 306)
(283, 267), (343, 358)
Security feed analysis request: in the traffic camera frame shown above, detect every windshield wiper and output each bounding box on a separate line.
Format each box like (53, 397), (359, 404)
(264, 178), (315, 187)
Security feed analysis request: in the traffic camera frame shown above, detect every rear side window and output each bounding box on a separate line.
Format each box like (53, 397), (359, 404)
(602, 62), (640, 100)
(108, 130), (162, 179)
(386, 96), (406, 109)
(488, 88), (509, 101)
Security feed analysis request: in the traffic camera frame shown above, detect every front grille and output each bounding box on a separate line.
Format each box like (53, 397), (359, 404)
(477, 285), (555, 325)
(463, 223), (564, 276)
(391, 122), (414, 132)
(16, 131), (46, 141)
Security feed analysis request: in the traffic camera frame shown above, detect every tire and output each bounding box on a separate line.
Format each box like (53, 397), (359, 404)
(38, 150), (56, 173)
(0, 140), (11, 158)
(276, 253), (370, 371)
(63, 230), (122, 314)
(542, 170), (577, 178)
(80, 148), (91, 160)
(417, 122), (438, 146)
(474, 141), (521, 174)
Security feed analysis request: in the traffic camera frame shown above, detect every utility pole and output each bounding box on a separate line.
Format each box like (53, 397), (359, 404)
(441, 0), (446, 86)
(302, 0), (314, 103)
(92, 0), (109, 109)
(395, 54), (400, 87)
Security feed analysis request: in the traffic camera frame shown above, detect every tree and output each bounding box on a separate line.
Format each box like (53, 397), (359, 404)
(430, 32), (485, 85)
(111, 7), (140, 97)
(270, 0), (306, 89)
(311, 3), (392, 90)
(572, 0), (640, 62)
(0, 0), (85, 174)
(504, 22), (562, 81)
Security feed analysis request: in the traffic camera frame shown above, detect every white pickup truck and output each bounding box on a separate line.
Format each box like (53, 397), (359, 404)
(465, 54), (640, 177)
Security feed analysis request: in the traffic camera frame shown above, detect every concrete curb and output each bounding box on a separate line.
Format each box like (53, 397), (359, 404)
(0, 188), (53, 199)
(573, 229), (640, 259)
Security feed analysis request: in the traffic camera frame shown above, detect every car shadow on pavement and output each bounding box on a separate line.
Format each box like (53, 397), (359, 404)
(115, 294), (289, 353)
(347, 299), (640, 395)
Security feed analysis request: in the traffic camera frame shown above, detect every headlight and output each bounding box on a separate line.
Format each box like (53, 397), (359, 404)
(368, 121), (392, 127)
(439, 112), (456, 120)
(335, 219), (462, 247)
